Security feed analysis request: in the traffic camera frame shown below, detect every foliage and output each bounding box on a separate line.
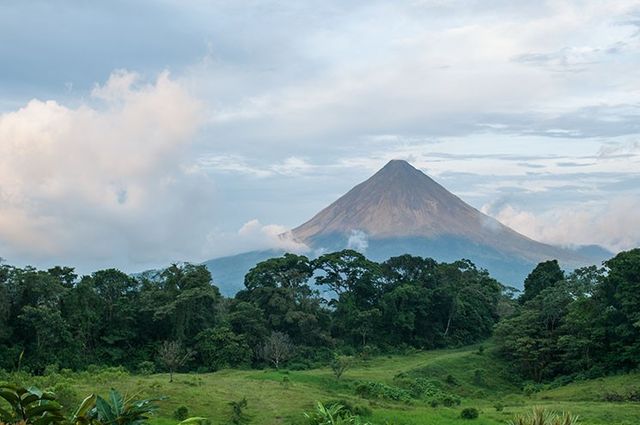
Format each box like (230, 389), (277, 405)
(0, 251), (504, 373)
(329, 356), (352, 381)
(195, 327), (251, 371)
(508, 407), (579, 425)
(303, 402), (371, 425)
(0, 384), (65, 425)
(460, 407), (479, 419)
(228, 398), (249, 425)
(89, 389), (159, 425)
(496, 250), (640, 381)
(173, 406), (189, 421)
(354, 382), (412, 403)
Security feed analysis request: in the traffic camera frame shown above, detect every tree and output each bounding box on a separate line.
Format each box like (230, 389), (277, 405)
(157, 340), (194, 382)
(520, 260), (564, 304)
(330, 354), (353, 380)
(260, 331), (294, 369)
(195, 326), (251, 371)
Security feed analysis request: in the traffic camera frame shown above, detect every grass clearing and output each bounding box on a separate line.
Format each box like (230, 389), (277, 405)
(25, 344), (639, 425)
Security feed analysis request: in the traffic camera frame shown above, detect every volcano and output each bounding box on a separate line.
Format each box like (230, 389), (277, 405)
(204, 160), (606, 295)
(292, 159), (577, 263)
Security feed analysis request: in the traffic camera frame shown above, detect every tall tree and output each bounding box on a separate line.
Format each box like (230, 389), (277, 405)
(520, 260), (565, 304)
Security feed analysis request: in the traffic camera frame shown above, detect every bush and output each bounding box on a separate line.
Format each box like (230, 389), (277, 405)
(393, 377), (460, 406)
(355, 381), (412, 403)
(494, 402), (504, 412)
(173, 406), (190, 420)
(602, 391), (625, 402)
(522, 383), (543, 396)
(137, 361), (156, 375)
(50, 383), (78, 413)
(304, 402), (372, 425)
(325, 399), (372, 417)
(460, 407), (479, 419)
(509, 407), (579, 425)
(445, 374), (458, 385)
(43, 364), (60, 376)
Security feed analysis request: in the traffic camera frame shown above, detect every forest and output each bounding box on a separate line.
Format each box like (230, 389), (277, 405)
(1, 248), (639, 384)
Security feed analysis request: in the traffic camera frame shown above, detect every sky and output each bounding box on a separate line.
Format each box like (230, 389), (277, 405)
(1, 0), (639, 273)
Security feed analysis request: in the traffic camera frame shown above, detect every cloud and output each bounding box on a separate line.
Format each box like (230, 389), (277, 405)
(347, 230), (369, 253)
(236, 219), (309, 253)
(195, 155), (317, 177)
(482, 199), (640, 252)
(0, 70), (212, 271)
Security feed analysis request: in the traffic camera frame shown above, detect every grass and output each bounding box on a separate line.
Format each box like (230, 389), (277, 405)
(15, 344), (640, 425)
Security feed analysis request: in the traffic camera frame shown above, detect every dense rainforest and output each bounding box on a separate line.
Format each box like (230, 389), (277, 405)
(0, 248), (638, 385)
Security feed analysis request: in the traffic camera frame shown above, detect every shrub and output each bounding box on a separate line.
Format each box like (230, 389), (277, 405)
(331, 355), (353, 380)
(50, 383), (78, 413)
(304, 402), (372, 425)
(522, 383), (543, 396)
(325, 399), (372, 417)
(494, 402), (504, 412)
(229, 397), (249, 425)
(602, 391), (624, 402)
(355, 382), (412, 403)
(173, 406), (190, 420)
(393, 377), (460, 406)
(138, 361), (156, 375)
(627, 388), (640, 402)
(508, 407), (579, 425)
(43, 364), (60, 376)
(460, 407), (479, 419)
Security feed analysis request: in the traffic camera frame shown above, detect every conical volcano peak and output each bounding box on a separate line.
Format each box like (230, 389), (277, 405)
(374, 159), (426, 180)
(292, 159), (482, 241)
(290, 159), (584, 269)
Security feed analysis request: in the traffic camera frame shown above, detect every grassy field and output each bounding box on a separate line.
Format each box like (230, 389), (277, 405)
(43, 345), (640, 425)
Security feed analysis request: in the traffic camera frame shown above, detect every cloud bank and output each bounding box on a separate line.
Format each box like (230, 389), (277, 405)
(482, 199), (640, 252)
(0, 70), (214, 271)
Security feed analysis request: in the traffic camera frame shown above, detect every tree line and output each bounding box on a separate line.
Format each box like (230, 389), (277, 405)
(0, 250), (502, 373)
(495, 249), (640, 382)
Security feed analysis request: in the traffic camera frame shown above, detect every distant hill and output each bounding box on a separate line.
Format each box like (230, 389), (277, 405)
(204, 160), (608, 295)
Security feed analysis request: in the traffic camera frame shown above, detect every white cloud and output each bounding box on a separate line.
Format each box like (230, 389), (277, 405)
(237, 219), (309, 253)
(483, 199), (640, 252)
(0, 70), (211, 270)
(347, 230), (369, 253)
(195, 155), (316, 177)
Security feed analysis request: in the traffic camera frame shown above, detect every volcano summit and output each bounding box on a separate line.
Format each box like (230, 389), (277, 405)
(205, 160), (605, 295)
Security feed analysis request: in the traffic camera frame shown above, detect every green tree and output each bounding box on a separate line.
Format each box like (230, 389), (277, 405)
(520, 260), (565, 304)
(195, 326), (251, 371)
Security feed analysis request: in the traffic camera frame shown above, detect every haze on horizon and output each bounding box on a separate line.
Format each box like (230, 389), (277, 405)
(1, 0), (639, 274)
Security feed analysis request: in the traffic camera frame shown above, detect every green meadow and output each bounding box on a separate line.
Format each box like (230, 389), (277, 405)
(52, 344), (639, 425)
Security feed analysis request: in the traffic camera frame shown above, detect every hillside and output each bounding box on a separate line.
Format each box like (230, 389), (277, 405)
(23, 344), (640, 425)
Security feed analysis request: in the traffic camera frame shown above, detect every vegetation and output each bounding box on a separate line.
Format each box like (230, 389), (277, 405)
(0, 251), (502, 373)
(495, 250), (640, 381)
(508, 407), (579, 425)
(1, 248), (639, 424)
